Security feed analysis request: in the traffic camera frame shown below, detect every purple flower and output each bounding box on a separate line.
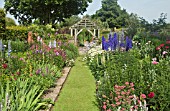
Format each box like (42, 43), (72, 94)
(112, 33), (118, 50)
(56, 52), (59, 56)
(102, 36), (106, 50)
(55, 32), (58, 35)
(19, 58), (24, 61)
(46, 66), (49, 74)
(47, 33), (51, 37)
(36, 69), (41, 75)
(126, 36), (133, 51)
(120, 43), (125, 47)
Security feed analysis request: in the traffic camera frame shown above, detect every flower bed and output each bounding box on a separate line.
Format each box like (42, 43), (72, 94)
(86, 37), (170, 111)
(0, 39), (78, 110)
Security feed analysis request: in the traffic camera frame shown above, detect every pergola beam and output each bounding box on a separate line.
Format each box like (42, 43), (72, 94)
(69, 17), (100, 45)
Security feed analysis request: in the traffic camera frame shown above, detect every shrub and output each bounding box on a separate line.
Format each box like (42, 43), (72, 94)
(0, 8), (6, 39)
(5, 26), (28, 41)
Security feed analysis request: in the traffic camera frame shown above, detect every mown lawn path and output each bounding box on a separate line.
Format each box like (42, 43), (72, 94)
(52, 57), (99, 111)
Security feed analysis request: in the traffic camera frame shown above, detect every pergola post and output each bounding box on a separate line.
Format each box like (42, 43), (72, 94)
(71, 28), (73, 36)
(94, 29), (96, 37)
(98, 29), (100, 38)
(74, 29), (77, 45)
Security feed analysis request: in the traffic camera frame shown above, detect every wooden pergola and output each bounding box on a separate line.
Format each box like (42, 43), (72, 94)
(70, 17), (100, 45)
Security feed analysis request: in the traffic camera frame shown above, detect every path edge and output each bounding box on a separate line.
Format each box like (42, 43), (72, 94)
(39, 66), (72, 111)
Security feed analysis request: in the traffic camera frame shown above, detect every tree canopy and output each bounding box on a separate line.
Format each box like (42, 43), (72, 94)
(4, 0), (92, 25)
(92, 0), (129, 28)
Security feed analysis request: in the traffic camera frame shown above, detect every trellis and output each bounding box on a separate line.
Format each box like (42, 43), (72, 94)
(70, 17), (100, 45)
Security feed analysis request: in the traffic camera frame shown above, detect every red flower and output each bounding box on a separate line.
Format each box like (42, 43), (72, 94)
(16, 72), (20, 75)
(166, 40), (170, 44)
(148, 92), (155, 98)
(156, 46), (161, 50)
(165, 46), (169, 49)
(2, 63), (8, 69)
(160, 44), (165, 47)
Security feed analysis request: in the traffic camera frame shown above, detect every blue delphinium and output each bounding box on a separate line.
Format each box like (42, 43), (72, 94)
(120, 34), (125, 48)
(112, 33), (118, 50)
(102, 36), (106, 50)
(126, 36), (133, 51)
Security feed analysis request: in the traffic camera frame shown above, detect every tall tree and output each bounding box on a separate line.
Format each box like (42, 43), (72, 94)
(4, 0), (92, 25)
(92, 0), (129, 28)
(60, 15), (81, 27)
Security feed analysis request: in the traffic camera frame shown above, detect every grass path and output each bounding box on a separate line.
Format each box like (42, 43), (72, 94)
(52, 57), (99, 111)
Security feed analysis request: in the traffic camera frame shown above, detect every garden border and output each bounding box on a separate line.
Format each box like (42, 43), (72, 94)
(39, 66), (72, 111)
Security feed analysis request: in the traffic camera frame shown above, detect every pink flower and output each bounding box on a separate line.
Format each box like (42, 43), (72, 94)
(107, 109), (111, 111)
(114, 85), (119, 89)
(120, 86), (126, 89)
(118, 96), (123, 99)
(130, 83), (134, 87)
(121, 91), (126, 95)
(111, 104), (115, 107)
(131, 88), (135, 91)
(121, 108), (126, 111)
(116, 102), (121, 106)
(134, 105), (138, 109)
(126, 91), (130, 95)
(163, 51), (168, 55)
(103, 102), (106, 104)
(125, 82), (129, 85)
(19, 58), (24, 61)
(148, 92), (155, 98)
(140, 94), (146, 99)
(115, 97), (119, 102)
(103, 105), (107, 110)
(129, 95), (134, 99)
(152, 61), (158, 64)
(138, 100), (141, 104)
(116, 91), (120, 95)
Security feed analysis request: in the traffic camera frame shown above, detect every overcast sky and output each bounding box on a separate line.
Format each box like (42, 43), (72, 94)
(0, 0), (170, 24)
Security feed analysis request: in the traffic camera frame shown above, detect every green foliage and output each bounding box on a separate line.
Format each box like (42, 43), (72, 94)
(61, 43), (79, 60)
(55, 34), (72, 41)
(0, 78), (48, 111)
(5, 26), (28, 40)
(92, 0), (129, 28)
(0, 8), (6, 39)
(2, 40), (29, 52)
(125, 13), (140, 38)
(5, 17), (16, 26)
(4, 0), (92, 25)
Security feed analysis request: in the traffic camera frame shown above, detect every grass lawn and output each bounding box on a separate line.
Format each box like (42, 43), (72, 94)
(52, 57), (99, 111)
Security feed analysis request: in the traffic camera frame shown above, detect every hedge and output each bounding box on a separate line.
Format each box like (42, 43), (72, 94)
(5, 26), (28, 41)
(0, 8), (6, 39)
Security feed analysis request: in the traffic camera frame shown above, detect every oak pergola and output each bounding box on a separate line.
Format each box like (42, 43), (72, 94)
(70, 17), (100, 45)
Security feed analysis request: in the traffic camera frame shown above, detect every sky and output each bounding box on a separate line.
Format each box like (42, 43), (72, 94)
(0, 0), (170, 24)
